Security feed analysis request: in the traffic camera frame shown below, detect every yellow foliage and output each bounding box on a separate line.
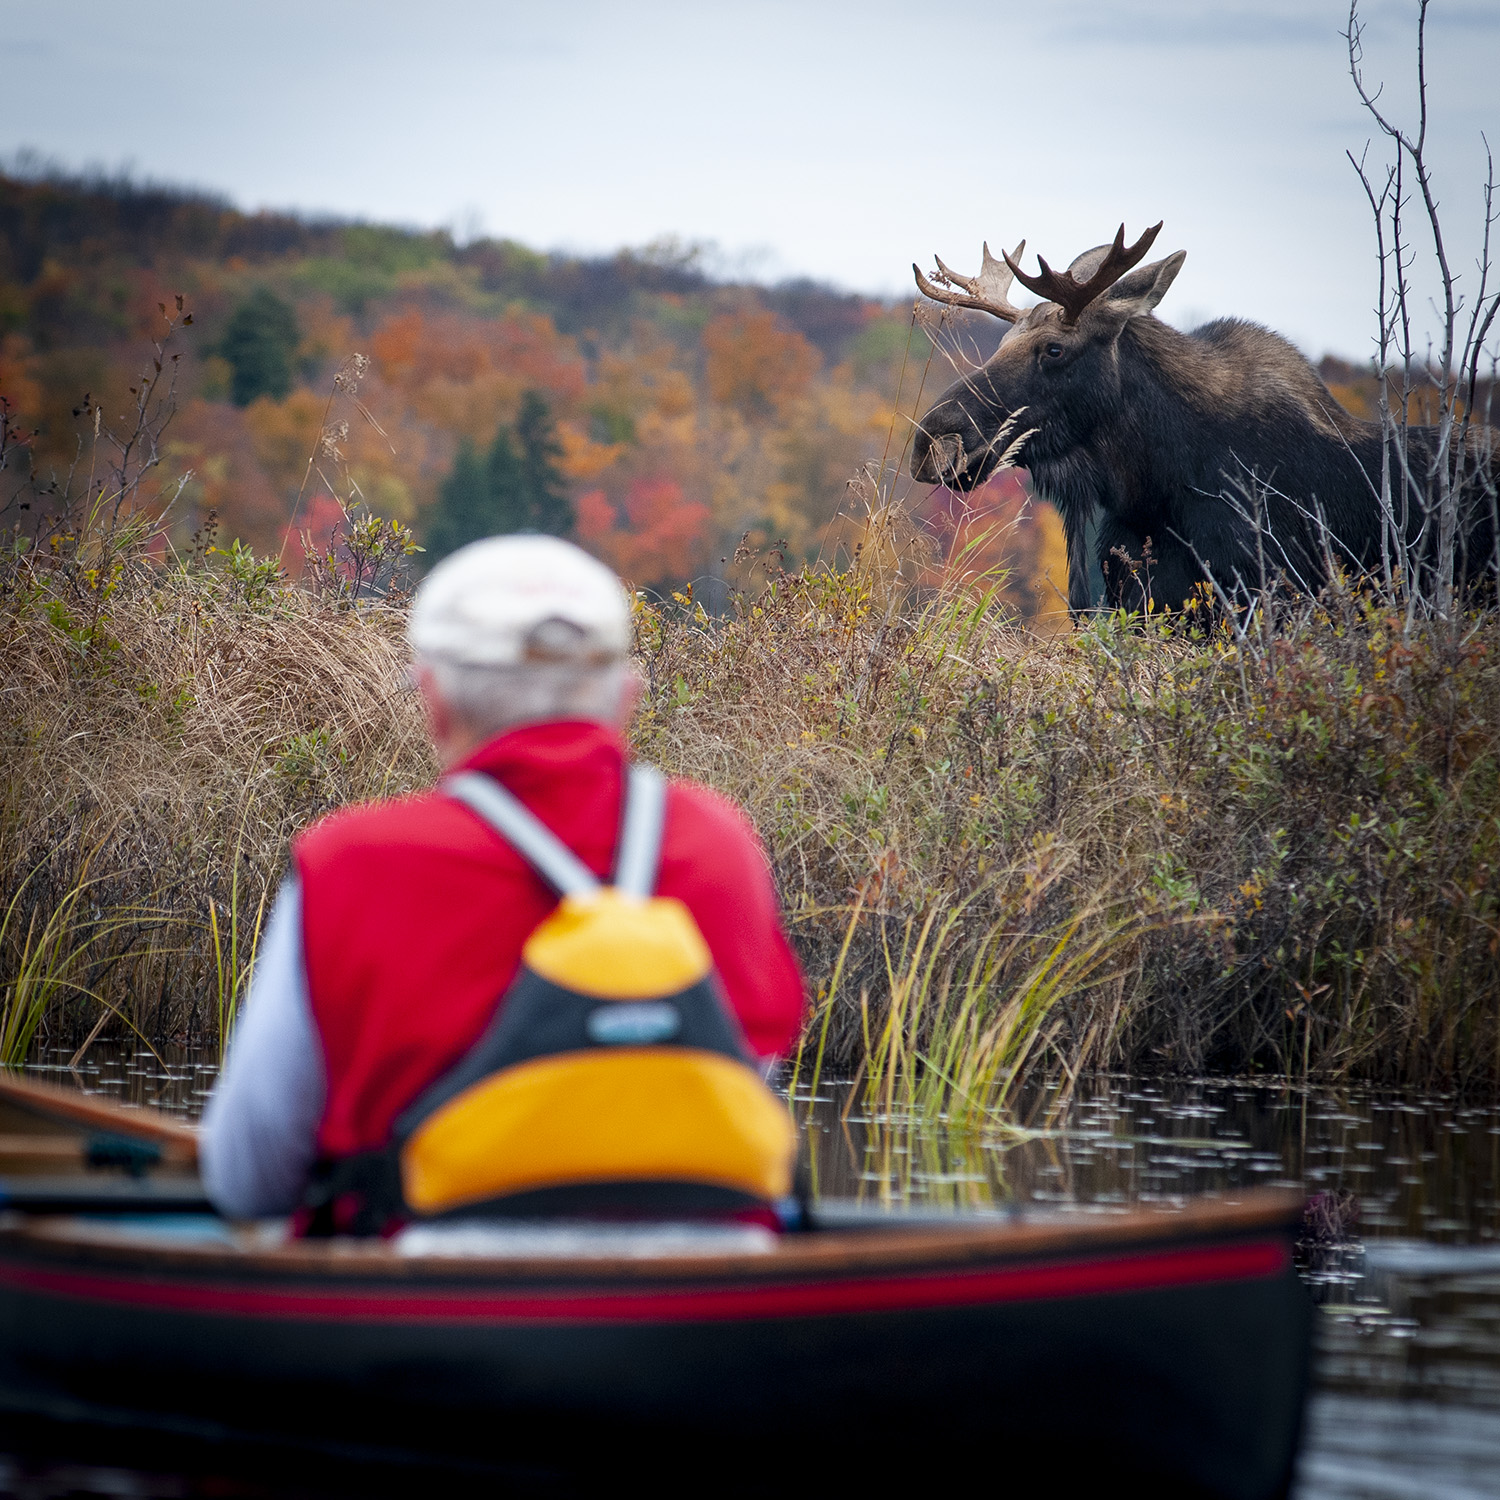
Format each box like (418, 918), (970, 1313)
(245, 390), (326, 497)
(554, 420), (623, 481)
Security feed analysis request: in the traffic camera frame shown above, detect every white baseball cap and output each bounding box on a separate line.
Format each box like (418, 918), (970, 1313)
(407, 535), (631, 668)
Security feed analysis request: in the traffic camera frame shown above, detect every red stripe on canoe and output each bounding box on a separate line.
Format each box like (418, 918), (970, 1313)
(0, 1239), (1288, 1324)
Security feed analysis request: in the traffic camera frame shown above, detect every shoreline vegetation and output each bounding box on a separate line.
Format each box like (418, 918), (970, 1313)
(5, 3), (1500, 1115)
(3, 489), (1496, 1107)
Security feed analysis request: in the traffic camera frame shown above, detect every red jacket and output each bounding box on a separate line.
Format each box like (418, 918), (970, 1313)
(295, 720), (806, 1159)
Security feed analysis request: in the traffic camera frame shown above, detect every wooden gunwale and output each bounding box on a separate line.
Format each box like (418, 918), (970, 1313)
(0, 1136), (113, 1162)
(0, 1189), (1302, 1284)
(0, 1074), (1301, 1289)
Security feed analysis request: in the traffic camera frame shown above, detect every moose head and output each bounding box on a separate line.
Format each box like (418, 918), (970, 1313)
(911, 223), (1185, 492)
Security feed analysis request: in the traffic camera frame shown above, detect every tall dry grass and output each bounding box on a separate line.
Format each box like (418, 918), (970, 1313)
(0, 536), (431, 1055)
(637, 506), (1500, 1099)
(1, 498), (1497, 1098)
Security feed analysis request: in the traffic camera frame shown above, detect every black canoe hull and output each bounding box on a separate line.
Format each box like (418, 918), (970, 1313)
(0, 1201), (1311, 1498)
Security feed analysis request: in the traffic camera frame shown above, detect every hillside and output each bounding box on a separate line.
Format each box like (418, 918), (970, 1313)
(0, 170), (1063, 618)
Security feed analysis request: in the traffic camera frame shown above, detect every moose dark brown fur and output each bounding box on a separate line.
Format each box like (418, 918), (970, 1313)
(911, 225), (1498, 615)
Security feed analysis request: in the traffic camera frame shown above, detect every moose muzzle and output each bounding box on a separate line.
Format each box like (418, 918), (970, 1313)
(911, 430), (966, 486)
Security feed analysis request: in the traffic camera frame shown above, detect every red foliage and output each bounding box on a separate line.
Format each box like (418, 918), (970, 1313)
(576, 476), (712, 590)
(921, 469), (1032, 565)
(285, 492), (347, 572)
(917, 469), (1069, 626)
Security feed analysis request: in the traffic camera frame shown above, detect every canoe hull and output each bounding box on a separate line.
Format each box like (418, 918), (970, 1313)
(0, 1205), (1310, 1498)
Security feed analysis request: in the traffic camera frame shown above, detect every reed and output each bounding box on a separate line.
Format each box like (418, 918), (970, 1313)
(206, 803), (271, 1061)
(0, 852), (174, 1070)
(0, 863), (100, 1069)
(0, 533), (432, 1060)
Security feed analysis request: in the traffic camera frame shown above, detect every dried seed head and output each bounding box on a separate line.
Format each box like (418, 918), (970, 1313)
(333, 354), (371, 394)
(913, 299), (947, 332)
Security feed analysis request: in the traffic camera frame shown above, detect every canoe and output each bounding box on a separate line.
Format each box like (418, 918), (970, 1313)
(0, 1073), (1311, 1497)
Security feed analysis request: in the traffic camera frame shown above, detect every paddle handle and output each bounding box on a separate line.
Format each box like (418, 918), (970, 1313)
(0, 1072), (200, 1163)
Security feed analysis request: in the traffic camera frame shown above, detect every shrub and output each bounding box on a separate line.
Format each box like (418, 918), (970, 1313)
(1, 502), (1496, 1097)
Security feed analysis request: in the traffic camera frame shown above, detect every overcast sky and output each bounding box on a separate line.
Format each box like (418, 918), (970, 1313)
(1, 0), (1496, 359)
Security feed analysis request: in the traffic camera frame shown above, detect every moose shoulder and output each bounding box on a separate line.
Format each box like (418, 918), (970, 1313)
(911, 224), (1497, 616)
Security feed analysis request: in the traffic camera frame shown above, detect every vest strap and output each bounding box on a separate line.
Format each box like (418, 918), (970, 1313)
(443, 763), (667, 899)
(613, 765), (666, 897)
(444, 772), (600, 897)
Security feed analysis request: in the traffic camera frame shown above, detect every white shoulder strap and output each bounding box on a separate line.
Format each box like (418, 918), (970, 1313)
(613, 765), (667, 898)
(443, 772), (600, 898)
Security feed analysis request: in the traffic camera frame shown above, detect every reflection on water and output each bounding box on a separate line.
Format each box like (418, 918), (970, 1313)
(24, 1046), (217, 1120)
(794, 1074), (1500, 1499)
(797, 1075), (1500, 1240)
(20, 1047), (1500, 1498)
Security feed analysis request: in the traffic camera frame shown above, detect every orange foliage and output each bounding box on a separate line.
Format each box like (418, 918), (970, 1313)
(594, 342), (697, 429)
(703, 309), (819, 419)
(1324, 382), (1375, 421)
(1326, 378), (1467, 426)
(0, 334), (41, 426)
(554, 419), (624, 481)
(369, 308), (585, 443)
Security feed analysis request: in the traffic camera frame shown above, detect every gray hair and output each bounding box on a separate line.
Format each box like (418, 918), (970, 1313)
(419, 654), (630, 738)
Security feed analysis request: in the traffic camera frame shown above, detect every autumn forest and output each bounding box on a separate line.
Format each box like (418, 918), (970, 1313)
(0, 170), (1087, 618)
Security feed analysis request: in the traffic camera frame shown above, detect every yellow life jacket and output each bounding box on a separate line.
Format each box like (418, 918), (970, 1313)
(390, 765), (796, 1221)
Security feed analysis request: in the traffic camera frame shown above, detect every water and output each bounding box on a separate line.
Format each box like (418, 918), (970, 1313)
(15, 1048), (1500, 1498)
(797, 1074), (1500, 1499)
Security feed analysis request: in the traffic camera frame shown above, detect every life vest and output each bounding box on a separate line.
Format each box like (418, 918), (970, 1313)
(300, 764), (797, 1235)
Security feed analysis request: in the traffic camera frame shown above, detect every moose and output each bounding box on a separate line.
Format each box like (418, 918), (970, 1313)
(911, 223), (1498, 616)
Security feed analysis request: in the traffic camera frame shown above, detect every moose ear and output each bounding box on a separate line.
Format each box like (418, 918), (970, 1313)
(1103, 250), (1186, 317)
(1065, 244), (1114, 281)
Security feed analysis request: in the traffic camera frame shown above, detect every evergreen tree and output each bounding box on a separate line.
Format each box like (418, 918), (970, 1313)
(219, 288), (299, 407)
(424, 439), (491, 561)
(424, 391), (575, 564)
(515, 391), (573, 536)
(485, 428), (529, 534)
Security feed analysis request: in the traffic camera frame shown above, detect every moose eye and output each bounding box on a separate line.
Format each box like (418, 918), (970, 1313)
(1044, 342), (1064, 359)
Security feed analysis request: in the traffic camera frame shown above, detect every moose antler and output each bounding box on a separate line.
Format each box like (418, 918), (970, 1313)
(1003, 222), (1163, 325)
(913, 241), (1027, 323)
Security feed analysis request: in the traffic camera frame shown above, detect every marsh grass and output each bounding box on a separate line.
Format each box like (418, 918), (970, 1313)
(0, 853), (173, 1070)
(207, 800), (273, 1059)
(0, 539), (433, 1057)
(1, 486), (1497, 1095)
(638, 504), (1500, 1096)
(1, 331), (428, 1066)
